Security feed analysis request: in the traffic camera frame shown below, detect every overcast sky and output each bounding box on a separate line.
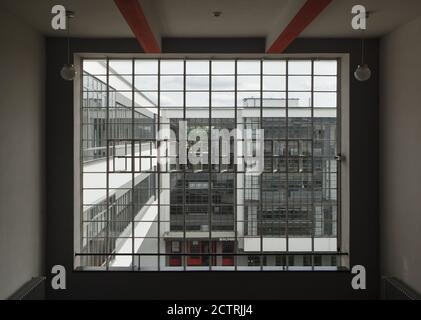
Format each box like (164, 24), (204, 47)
(83, 59), (337, 110)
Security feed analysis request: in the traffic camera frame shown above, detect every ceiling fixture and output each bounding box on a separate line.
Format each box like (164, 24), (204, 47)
(60, 10), (76, 81)
(213, 11), (222, 17)
(354, 13), (371, 82)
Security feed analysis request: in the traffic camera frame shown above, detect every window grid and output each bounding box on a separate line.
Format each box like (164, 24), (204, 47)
(77, 58), (344, 271)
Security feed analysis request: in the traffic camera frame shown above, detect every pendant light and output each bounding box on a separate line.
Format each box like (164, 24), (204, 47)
(60, 10), (76, 81)
(354, 14), (371, 82)
(354, 37), (371, 81)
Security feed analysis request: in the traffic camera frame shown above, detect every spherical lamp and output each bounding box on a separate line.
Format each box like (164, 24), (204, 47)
(354, 64), (372, 82)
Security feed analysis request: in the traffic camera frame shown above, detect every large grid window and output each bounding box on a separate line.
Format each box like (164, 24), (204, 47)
(76, 58), (345, 271)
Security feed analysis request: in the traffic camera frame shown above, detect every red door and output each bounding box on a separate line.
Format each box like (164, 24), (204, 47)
(187, 240), (202, 266)
(187, 241), (217, 266)
(222, 241), (234, 266)
(169, 240), (182, 266)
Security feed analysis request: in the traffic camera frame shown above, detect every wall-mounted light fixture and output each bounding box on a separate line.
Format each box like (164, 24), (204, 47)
(60, 10), (76, 81)
(354, 13), (371, 82)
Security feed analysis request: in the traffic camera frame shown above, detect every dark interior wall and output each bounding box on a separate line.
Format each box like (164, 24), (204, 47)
(46, 37), (379, 299)
(162, 37), (266, 53)
(380, 16), (421, 295)
(0, 7), (45, 300)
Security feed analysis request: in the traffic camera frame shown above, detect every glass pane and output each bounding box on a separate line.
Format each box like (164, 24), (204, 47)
(160, 92), (183, 107)
(109, 76), (132, 91)
(186, 92), (209, 107)
(237, 60), (260, 74)
(212, 61), (235, 74)
(135, 76), (158, 91)
(186, 60), (209, 74)
(314, 76), (337, 91)
(263, 60), (286, 75)
(212, 92), (235, 107)
(109, 60), (132, 75)
(314, 60), (337, 75)
(262, 91), (286, 107)
(289, 92), (312, 107)
(161, 76), (183, 90)
(212, 76), (235, 91)
(161, 60), (184, 74)
(238, 76), (261, 91)
(263, 76), (286, 91)
(186, 76), (209, 90)
(314, 92), (337, 108)
(288, 60), (311, 75)
(288, 76), (311, 91)
(135, 60), (158, 74)
(238, 92), (261, 107)
(84, 60), (107, 75)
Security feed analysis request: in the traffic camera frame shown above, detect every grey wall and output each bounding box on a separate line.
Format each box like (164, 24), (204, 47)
(380, 15), (421, 294)
(0, 7), (45, 299)
(46, 37), (379, 299)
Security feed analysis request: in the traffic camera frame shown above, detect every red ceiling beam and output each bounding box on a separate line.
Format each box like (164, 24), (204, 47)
(267, 0), (332, 53)
(114, 0), (160, 53)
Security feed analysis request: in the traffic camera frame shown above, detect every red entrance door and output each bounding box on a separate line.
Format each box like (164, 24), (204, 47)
(222, 241), (234, 266)
(187, 241), (216, 266)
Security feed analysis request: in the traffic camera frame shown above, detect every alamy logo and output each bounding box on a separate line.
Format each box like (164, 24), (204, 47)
(351, 5), (367, 30)
(156, 121), (265, 175)
(351, 265), (366, 290)
(51, 5), (67, 30)
(51, 265), (66, 290)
